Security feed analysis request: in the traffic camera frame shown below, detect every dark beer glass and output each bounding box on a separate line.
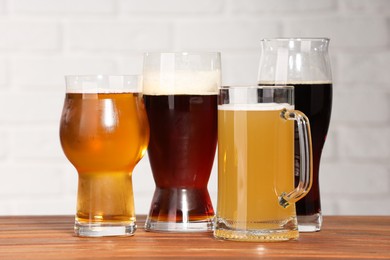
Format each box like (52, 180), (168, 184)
(258, 38), (332, 232)
(143, 52), (221, 232)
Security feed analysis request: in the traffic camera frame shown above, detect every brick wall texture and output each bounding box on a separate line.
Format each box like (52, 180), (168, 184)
(0, 0), (389, 216)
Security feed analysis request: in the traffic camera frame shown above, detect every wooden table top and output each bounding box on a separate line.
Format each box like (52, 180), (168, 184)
(0, 215), (389, 259)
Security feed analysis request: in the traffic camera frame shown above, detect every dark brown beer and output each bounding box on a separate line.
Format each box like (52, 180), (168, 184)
(144, 94), (217, 222)
(259, 82), (332, 217)
(294, 83), (332, 216)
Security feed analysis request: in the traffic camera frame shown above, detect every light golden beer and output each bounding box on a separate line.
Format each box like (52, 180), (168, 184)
(60, 92), (149, 227)
(216, 104), (298, 240)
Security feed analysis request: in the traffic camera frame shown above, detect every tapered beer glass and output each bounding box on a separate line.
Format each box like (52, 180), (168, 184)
(143, 52), (220, 232)
(60, 75), (149, 237)
(258, 38), (332, 232)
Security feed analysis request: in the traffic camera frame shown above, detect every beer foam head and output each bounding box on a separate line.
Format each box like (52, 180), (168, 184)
(143, 70), (220, 95)
(218, 103), (293, 111)
(65, 75), (141, 94)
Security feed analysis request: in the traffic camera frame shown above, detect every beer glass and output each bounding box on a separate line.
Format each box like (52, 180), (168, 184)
(214, 86), (312, 242)
(143, 52), (220, 232)
(60, 75), (149, 237)
(258, 38), (332, 232)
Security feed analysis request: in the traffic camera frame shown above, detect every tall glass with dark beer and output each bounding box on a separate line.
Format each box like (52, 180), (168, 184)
(60, 75), (149, 237)
(143, 52), (221, 232)
(258, 38), (332, 232)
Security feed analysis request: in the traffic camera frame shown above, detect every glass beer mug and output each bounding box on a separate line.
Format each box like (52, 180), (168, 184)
(258, 38), (332, 232)
(143, 52), (220, 232)
(214, 86), (312, 241)
(60, 75), (149, 237)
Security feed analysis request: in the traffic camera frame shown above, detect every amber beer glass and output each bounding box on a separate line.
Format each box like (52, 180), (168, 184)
(215, 86), (312, 241)
(258, 38), (332, 232)
(60, 75), (149, 237)
(143, 52), (221, 232)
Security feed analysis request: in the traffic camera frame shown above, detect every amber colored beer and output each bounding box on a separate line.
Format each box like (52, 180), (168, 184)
(216, 104), (297, 239)
(60, 92), (149, 225)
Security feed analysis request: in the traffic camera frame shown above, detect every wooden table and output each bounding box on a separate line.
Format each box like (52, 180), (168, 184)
(0, 216), (389, 259)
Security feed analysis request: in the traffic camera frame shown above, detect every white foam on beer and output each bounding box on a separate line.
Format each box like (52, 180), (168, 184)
(218, 103), (293, 111)
(143, 70), (220, 95)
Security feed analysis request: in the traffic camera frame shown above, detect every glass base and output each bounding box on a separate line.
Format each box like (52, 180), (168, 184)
(145, 187), (214, 232)
(145, 218), (213, 232)
(214, 217), (299, 242)
(214, 229), (298, 242)
(297, 213), (322, 232)
(74, 221), (136, 237)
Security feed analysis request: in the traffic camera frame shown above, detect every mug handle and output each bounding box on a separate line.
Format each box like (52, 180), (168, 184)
(279, 109), (313, 208)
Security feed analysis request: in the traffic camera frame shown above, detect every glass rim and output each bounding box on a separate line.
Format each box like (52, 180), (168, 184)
(64, 74), (139, 80)
(143, 51), (221, 56)
(220, 85), (294, 90)
(64, 74), (141, 94)
(261, 37), (330, 42)
(218, 85), (294, 108)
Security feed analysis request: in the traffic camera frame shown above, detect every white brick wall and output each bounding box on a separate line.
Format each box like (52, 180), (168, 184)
(11, 57), (117, 88)
(230, 0), (337, 13)
(11, 0), (115, 14)
(284, 16), (388, 48)
(0, 0), (389, 216)
(176, 20), (280, 51)
(0, 20), (60, 51)
(338, 52), (390, 84)
(67, 21), (172, 51)
(120, 0), (225, 13)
